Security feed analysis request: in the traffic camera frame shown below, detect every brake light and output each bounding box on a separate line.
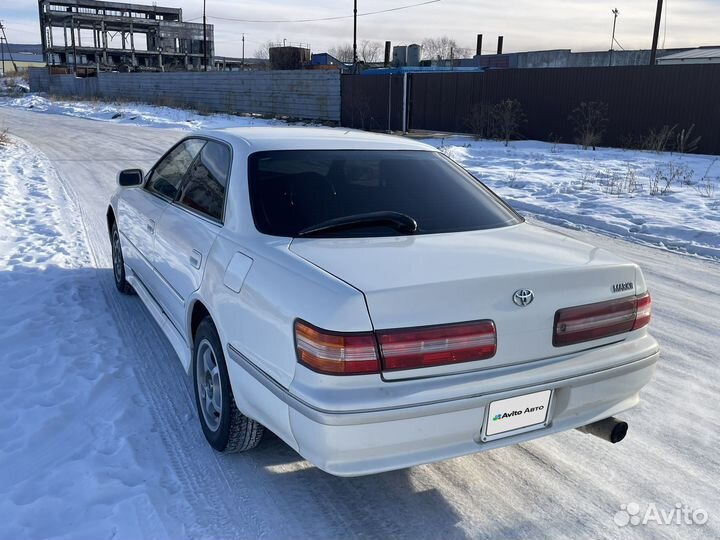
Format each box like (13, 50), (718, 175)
(554, 292), (652, 346)
(294, 320), (380, 375)
(633, 292), (652, 330)
(377, 321), (496, 371)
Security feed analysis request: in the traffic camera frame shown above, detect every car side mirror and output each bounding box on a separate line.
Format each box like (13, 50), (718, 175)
(117, 168), (144, 187)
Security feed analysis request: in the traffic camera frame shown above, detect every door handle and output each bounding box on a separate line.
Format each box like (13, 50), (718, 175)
(146, 219), (155, 233)
(189, 249), (202, 269)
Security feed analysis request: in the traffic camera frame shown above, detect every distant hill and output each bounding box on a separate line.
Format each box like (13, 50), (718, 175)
(4, 44), (43, 55)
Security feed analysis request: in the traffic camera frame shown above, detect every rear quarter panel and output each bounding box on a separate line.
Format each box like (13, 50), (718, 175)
(192, 232), (372, 447)
(203, 233), (374, 388)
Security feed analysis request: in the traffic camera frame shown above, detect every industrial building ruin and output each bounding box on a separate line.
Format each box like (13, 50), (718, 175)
(37, 0), (214, 71)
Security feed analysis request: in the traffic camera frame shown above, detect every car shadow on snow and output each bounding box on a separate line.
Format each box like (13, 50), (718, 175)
(0, 265), (516, 539)
(221, 432), (472, 539)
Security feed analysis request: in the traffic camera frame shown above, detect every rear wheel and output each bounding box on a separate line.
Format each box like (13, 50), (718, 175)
(111, 222), (135, 295)
(193, 317), (264, 453)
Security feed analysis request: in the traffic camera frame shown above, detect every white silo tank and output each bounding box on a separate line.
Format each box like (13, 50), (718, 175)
(407, 44), (421, 66)
(392, 45), (407, 67)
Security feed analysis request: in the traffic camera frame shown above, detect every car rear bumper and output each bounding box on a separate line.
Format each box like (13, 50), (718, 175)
(227, 335), (659, 476)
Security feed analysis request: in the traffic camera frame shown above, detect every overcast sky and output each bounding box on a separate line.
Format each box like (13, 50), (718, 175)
(3, 0), (717, 57)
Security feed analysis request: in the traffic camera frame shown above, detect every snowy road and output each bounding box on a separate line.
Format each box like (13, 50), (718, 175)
(0, 107), (718, 540)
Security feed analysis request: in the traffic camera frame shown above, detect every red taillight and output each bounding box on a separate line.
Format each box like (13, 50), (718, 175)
(633, 292), (652, 330)
(377, 320), (497, 371)
(295, 319), (497, 375)
(554, 292), (652, 346)
(294, 320), (380, 375)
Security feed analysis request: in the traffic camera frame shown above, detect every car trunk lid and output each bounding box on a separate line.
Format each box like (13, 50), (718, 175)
(289, 223), (639, 380)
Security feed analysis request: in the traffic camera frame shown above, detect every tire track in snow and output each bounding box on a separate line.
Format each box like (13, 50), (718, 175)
(48, 142), (268, 539)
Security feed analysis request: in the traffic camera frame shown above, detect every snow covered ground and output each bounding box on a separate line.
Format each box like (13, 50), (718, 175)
(0, 102), (718, 539)
(2, 93), (718, 261)
(0, 76), (29, 96)
(2, 93), (281, 130)
(0, 136), (171, 538)
(433, 138), (720, 260)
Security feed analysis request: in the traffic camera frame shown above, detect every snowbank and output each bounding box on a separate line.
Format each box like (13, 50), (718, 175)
(0, 137), (165, 538)
(0, 76), (29, 96)
(429, 137), (720, 260)
(1, 93), (281, 130)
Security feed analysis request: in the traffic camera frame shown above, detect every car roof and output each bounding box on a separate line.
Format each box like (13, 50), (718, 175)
(200, 126), (436, 152)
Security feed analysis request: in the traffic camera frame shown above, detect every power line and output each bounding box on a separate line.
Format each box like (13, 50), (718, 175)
(188, 0), (440, 24)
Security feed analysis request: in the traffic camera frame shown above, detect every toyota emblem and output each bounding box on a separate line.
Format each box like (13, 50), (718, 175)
(513, 289), (534, 307)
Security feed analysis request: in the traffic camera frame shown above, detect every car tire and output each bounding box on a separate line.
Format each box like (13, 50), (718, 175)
(110, 222), (135, 295)
(193, 317), (264, 453)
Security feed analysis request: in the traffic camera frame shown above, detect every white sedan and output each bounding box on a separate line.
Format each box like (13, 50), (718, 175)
(107, 127), (659, 476)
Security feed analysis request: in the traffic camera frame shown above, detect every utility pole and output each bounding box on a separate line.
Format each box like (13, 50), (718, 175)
(70, 16), (77, 74)
(352, 0), (358, 68)
(1, 28), (5, 78)
(649, 0), (663, 65)
(241, 33), (245, 70)
(609, 8), (619, 66)
(203, 0), (207, 71)
(0, 21), (19, 74)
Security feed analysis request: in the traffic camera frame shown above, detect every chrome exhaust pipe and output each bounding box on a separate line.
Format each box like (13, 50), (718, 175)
(577, 417), (628, 444)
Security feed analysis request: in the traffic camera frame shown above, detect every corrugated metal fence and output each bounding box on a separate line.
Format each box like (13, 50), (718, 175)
(342, 65), (720, 154)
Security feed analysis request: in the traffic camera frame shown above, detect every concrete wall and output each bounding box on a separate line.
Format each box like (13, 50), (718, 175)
(464, 47), (703, 69)
(27, 68), (341, 122)
(566, 50), (654, 68)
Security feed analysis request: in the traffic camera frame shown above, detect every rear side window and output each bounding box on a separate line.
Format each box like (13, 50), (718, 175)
(248, 150), (521, 237)
(146, 139), (205, 199)
(177, 141), (231, 221)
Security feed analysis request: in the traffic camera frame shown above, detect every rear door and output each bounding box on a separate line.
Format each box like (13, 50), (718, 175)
(152, 139), (232, 330)
(118, 138), (205, 297)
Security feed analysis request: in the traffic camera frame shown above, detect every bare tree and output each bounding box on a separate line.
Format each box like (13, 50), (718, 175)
(489, 99), (526, 146)
(359, 40), (382, 63)
(570, 101), (608, 150)
(254, 41), (273, 60)
(465, 104), (488, 140)
(329, 43), (354, 63)
(421, 36), (471, 60)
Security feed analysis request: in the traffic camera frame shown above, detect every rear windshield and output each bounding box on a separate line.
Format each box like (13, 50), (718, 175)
(248, 150), (522, 237)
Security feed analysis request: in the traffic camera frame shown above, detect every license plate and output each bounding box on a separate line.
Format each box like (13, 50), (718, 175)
(484, 390), (552, 439)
